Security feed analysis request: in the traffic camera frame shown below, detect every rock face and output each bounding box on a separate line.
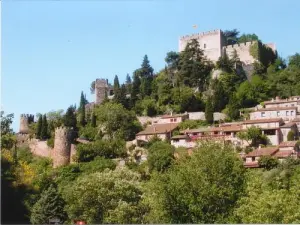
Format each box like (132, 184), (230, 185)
(52, 127), (72, 168)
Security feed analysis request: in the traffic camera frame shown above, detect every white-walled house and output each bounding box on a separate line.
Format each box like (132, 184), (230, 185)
(264, 96), (300, 111)
(249, 107), (297, 121)
(171, 135), (196, 148)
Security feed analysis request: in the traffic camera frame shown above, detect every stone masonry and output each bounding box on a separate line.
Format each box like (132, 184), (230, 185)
(52, 126), (72, 168)
(19, 114), (34, 134)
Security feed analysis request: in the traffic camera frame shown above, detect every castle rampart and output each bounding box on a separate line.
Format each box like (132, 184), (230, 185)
(52, 126), (72, 168)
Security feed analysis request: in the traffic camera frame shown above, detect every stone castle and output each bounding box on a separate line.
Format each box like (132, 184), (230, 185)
(179, 29), (276, 78)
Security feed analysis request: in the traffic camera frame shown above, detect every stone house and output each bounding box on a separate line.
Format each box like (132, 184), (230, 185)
(157, 113), (189, 124)
(135, 123), (179, 145)
(171, 134), (196, 148)
(263, 96), (300, 112)
(244, 146), (279, 168)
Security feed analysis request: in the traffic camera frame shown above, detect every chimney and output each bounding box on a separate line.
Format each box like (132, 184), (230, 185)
(171, 111), (173, 116)
(276, 96), (279, 101)
(258, 144), (262, 149)
(271, 98), (274, 102)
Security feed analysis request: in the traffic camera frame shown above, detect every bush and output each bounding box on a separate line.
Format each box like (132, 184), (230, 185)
(287, 130), (295, 141)
(258, 156), (279, 170)
(46, 137), (54, 148)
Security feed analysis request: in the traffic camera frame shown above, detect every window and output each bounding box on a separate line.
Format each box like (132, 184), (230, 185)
(170, 119), (173, 122)
(277, 111), (280, 116)
(264, 129), (276, 135)
(252, 157), (255, 162)
(261, 112), (266, 117)
(286, 111), (290, 116)
(291, 111), (294, 116)
(292, 104), (295, 106)
(174, 118), (177, 122)
(204, 43), (206, 48)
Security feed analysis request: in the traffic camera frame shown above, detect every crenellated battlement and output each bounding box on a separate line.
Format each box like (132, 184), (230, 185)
(179, 29), (221, 41)
(222, 41), (256, 50)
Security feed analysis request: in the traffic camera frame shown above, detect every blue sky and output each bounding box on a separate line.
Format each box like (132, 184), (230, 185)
(2, 0), (300, 132)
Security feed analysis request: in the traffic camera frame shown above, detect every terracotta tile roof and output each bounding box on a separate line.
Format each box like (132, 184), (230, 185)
(161, 114), (187, 119)
(171, 135), (189, 140)
(280, 122), (297, 128)
(136, 123), (179, 135)
(180, 127), (210, 134)
(274, 150), (294, 158)
(243, 161), (259, 168)
(279, 141), (299, 147)
(292, 118), (300, 122)
(256, 107), (298, 111)
(243, 118), (283, 124)
(210, 125), (242, 132)
(246, 147), (279, 157)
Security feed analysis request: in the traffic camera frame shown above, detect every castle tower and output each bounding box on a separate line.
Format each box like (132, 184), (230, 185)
(19, 114), (34, 134)
(95, 78), (109, 104)
(53, 127), (72, 168)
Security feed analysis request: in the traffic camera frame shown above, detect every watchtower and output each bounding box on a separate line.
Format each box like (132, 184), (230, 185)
(53, 127), (72, 168)
(95, 78), (109, 104)
(19, 114), (34, 134)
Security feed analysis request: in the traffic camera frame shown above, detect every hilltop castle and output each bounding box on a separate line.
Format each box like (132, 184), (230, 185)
(179, 29), (276, 78)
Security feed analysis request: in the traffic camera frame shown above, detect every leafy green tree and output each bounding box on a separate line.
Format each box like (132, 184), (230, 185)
(94, 102), (142, 141)
(237, 126), (269, 148)
(63, 168), (146, 224)
(79, 91), (86, 127)
(258, 156), (279, 170)
(288, 53), (300, 68)
(113, 75), (122, 104)
(287, 130), (295, 141)
(226, 94), (241, 120)
(30, 184), (67, 224)
(177, 39), (213, 90)
(178, 120), (207, 130)
(1, 112), (16, 149)
(211, 79), (228, 112)
(147, 141), (175, 173)
(91, 112), (96, 127)
(216, 52), (234, 73)
(36, 115), (43, 139)
(144, 141), (246, 223)
(238, 33), (259, 43)
(205, 97), (214, 124)
(46, 110), (64, 134)
(90, 80), (95, 94)
(40, 114), (49, 140)
(223, 29), (240, 45)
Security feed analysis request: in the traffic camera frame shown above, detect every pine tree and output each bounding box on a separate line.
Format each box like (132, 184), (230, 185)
(125, 73), (132, 94)
(36, 115), (43, 139)
(113, 75), (122, 103)
(140, 55), (154, 97)
(41, 114), (48, 139)
(130, 70), (141, 107)
(30, 184), (67, 224)
(205, 97), (214, 124)
(79, 91), (86, 127)
(227, 94), (241, 120)
(119, 84), (128, 108)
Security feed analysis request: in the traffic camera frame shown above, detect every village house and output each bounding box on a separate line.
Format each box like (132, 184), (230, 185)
(243, 141), (299, 168)
(135, 123), (179, 145)
(171, 134), (196, 148)
(263, 96), (300, 112)
(156, 113), (189, 124)
(249, 107), (298, 121)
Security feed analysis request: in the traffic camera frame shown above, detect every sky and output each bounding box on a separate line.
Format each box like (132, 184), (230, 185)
(2, 0), (300, 132)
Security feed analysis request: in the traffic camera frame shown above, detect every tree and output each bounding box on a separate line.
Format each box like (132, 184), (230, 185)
(287, 130), (295, 141)
(226, 94), (241, 120)
(216, 52), (234, 73)
(90, 81), (95, 94)
(40, 114), (49, 139)
(79, 91), (86, 127)
(258, 156), (279, 170)
(63, 168), (146, 224)
(130, 70), (141, 107)
(237, 126), (269, 148)
(30, 184), (67, 224)
(147, 141), (175, 172)
(139, 55), (154, 97)
(211, 79), (227, 112)
(288, 53), (300, 68)
(36, 115), (43, 139)
(238, 33), (259, 43)
(1, 111), (16, 149)
(125, 73), (132, 94)
(91, 113), (96, 127)
(223, 29), (240, 45)
(205, 97), (214, 124)
(144, 142), (246, 223)
(63, 105), (77, 130)
(177, 39), (213, 90)
(94, 102), (142, 141)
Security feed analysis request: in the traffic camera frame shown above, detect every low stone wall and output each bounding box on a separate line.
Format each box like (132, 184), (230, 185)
(28, 139), (52, 158)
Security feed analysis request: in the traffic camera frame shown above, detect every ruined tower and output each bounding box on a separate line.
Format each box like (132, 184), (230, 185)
(52, 127), (72, 168)
(19, 114), (34, 134)
(95, 78), (109, 104)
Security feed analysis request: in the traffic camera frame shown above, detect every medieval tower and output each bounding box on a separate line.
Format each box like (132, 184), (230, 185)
(19, 114), (34, 134)
(95, 78), (109, 104)
(52, 126), (72, 168)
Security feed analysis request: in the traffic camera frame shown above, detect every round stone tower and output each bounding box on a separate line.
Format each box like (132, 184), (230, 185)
(53, 126), (72, 168)
(19, 114), (34, 134)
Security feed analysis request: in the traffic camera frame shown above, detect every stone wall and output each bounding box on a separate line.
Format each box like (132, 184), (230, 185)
(223, 42), (256, 65)
(29, 139), (53, 158)
(179, 29), (225, 62)
(188, 112), (205, 120)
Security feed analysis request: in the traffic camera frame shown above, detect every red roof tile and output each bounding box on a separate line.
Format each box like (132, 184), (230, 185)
(246, 147), (279, 157)
(279, 141), (299, 147)
(274, 150), (294, 158)
(243, 118), (283, 124)
(136, 123), (179, 135)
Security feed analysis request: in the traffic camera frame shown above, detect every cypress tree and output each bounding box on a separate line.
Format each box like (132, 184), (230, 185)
(205, 97), (214, 124)
(30, 184), (67, 225)
(130, 70), (141, 107)
(119, 84), (128, 108)
(91, 113), (96, 128)
(36, 115), (43, 139)
(64, 105), (77, 129)
(125, 73), (132, 94)
(140, 55), (154, 97)
(41, 114), (48, 139)
(79, 91), (86, 127)
(113, 75), (121, 103)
